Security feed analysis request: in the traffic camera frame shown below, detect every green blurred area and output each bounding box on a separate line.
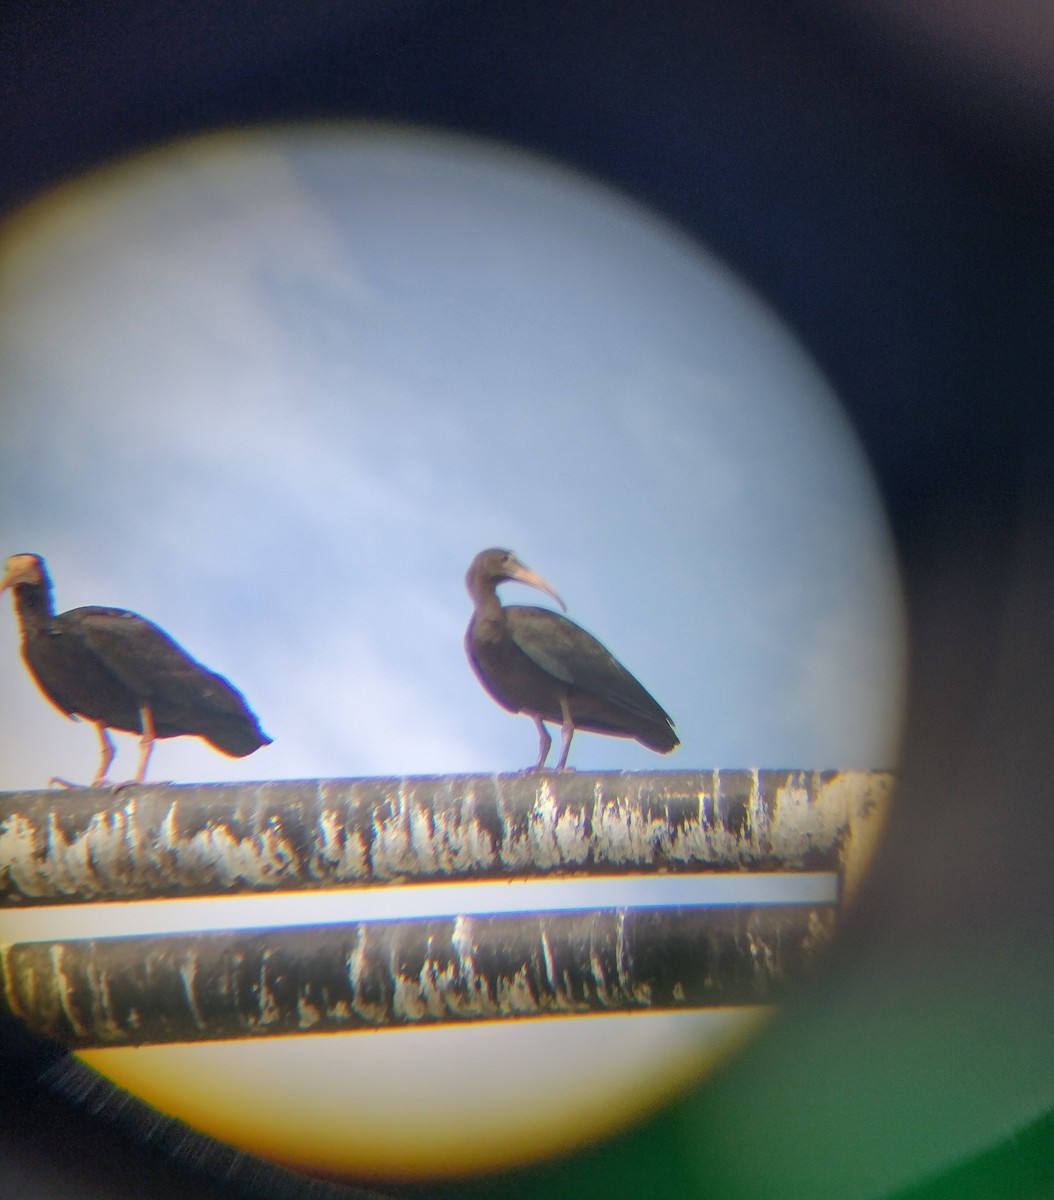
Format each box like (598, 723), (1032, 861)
(412, 937), (1054, 1200)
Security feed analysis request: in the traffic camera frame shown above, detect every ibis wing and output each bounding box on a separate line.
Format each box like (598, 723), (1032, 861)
(504, 607), (575, 684)
(72, 607), (258, 721)
(505, 606), (673, 725)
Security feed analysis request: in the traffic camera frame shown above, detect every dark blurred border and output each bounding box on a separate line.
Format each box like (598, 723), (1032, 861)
(3, 3), (1053, 1197)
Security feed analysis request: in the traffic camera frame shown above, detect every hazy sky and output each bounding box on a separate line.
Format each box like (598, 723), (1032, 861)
(0, 122), (904, 790)
(0, 123), (908, 1178)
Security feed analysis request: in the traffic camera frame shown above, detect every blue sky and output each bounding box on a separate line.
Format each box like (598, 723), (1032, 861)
(0, 123), (908, 1177)
(0, 122), (905, 790)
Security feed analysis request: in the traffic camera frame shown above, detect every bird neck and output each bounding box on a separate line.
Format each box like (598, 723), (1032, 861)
(471, 589), (506, 626)
(11, 581), (55, 638)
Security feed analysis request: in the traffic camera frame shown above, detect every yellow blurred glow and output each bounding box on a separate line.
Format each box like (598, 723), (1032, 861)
(80, 1010), (771, 1180)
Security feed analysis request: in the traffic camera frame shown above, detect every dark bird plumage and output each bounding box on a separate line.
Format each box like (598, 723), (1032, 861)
(1, 553), (272, 786)
(465, 548), (679, 770)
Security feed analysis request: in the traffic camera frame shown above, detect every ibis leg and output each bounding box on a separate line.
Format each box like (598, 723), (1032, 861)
(555, 694), (576, 770)
(134, 706), (156, 783)
(530, 715), (552, 770)
(90, 722), (116, 787)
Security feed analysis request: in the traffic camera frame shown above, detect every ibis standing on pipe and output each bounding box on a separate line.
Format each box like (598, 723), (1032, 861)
(465, 548), (679, 770)
(0, 553), (272, 786)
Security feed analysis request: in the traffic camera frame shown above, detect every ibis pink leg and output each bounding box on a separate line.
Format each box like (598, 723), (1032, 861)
(555, 694), (576, 770)
(90, 721), (116, 787)
(134, 705), (156, 783)
(530, 715), (552, 770)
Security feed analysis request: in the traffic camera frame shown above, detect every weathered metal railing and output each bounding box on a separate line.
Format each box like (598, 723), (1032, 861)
(0, 769), (891, 1049)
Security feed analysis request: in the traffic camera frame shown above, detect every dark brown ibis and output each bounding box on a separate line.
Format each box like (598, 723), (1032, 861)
(465, 548), (679, 770)
(1, 553), (272, 786)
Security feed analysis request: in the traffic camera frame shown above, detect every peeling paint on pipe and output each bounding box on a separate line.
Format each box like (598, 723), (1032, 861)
(0, 770), (892, 906)
(0, 903), (836, 1048)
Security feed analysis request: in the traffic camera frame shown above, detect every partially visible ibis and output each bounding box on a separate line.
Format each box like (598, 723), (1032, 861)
(1, 553), (272, 786)
(464, 548), (679, 770)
